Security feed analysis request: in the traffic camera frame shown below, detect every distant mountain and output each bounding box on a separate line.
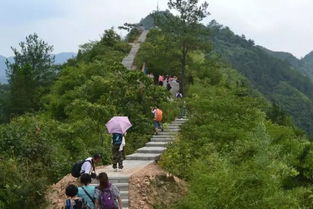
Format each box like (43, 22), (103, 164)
(300, 51), (313, 79)
(209, 21), (313, 134)
(302, 51), (313, 63)
(259, 47), (313, 82)
(0, 52), (76, 84)
(257, 46), (302, 68)
(54, 52), (76, 65)
(139, 10), (171, 30)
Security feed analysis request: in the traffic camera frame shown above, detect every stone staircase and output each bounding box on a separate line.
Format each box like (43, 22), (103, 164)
(122, 30), (149, 70)
(90, 25), (185, 209)
(92, 118), (187, 209)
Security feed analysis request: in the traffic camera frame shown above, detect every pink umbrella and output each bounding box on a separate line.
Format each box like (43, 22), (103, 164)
(105, 116), (132, 134)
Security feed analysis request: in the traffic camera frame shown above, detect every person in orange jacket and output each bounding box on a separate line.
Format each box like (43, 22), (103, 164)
(151, 106), (163, 134)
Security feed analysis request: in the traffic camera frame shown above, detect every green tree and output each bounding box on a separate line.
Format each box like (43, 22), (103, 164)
(156, 0), (211, 94)
(5, 34), (55, 116)
(0, 84), (10, 123)
(136, 28), (181, 81)
(7, 64), (37, 115)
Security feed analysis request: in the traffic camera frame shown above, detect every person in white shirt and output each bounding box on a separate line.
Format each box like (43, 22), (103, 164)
(80, 153), (102, 178)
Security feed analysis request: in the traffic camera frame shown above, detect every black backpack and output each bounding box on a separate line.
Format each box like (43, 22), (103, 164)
(71, 160), (92, 177)
(65, 198), (89, 209)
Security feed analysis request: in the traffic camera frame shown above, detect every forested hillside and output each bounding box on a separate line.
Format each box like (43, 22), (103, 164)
(134, 6), (313, 208)
(2, 0), (313, 208)
(0, 29), (177, 208)
(208, 21), (313, 135)
(137, 26), (313, 209)
(160, 59), (313, 208)
(259, 46), (313, 82)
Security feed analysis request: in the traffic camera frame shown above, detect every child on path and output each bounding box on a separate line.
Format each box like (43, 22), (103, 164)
(65, 184), (88, 209)
(78, 174), (96, 209)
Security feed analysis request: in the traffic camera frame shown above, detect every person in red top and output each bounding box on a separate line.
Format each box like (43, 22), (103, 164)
(151, 106), (163, 134)
(158, 75), (164, 86)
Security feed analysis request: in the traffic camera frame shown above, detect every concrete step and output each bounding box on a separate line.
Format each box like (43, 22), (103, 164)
(126, 153), (160, 161)
(168, 125), (182, 128)
(152, 136), (174, 139)
(122, 199), (129, 208)
(151, 138), (174, 142)
(90, 182), (128, 191)
(145, 141), (169, 147)
(165, 129), (180, 132)
(137, 147), (166, 154)
(152, 134), (174, 138)
(120, 190), (128, 199)
(157, 131), (176, 135)
(115, 182), (128, 191)
(161, 128), (181, 131)
(175, 118), (188, 121)
(173, 119), (187, 123)
(171, 122), (186, 125)
(108, 176), (129, 184)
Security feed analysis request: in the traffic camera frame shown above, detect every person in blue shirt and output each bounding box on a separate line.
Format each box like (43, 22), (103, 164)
(78, 174), (96, 209)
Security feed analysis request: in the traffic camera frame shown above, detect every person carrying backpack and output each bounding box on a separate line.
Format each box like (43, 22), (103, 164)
(78, 174), (96, 209)
(71, 154), (102, 178)
(95, 172), (122, 209)
(65, 184), (89, 209)
(111, 133), (126, 171)
(151, 106), (163, 135)
(80, 154), (102, 177)
(166, 82), (172, 91)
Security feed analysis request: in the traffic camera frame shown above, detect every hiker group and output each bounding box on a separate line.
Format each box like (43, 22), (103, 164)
(158, 75), (179, 92)
(65, 106), (165, 209)
(65, 172), (122, 209)
(64, 72), (185, 208)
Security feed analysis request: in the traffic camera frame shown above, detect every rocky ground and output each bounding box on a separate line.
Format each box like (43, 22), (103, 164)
(128, 163), (187, 209)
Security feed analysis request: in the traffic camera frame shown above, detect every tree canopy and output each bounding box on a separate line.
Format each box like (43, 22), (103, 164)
(5, 34), (56, 118)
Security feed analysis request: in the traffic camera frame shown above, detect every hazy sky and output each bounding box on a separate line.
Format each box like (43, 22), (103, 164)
(0, 0), (312, 58)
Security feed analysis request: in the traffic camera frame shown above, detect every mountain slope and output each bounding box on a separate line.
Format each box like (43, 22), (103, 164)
(209, 22), (313, 134)
(259, 46), (313, 82)
(301, 51), (313, 79)
(257, 46), (302, 68)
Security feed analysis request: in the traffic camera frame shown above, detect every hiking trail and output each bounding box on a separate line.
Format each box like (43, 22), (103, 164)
(122, 30), (149, 70)
(99, 29), (186, 209)
(93, 118), (187, 208)
(47, 29), (186, 209)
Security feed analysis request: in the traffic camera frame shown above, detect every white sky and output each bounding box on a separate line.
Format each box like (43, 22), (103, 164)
(0, 0), (312, 58)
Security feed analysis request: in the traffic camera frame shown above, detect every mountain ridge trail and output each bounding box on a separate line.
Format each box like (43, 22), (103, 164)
(46, 119), (187, 209)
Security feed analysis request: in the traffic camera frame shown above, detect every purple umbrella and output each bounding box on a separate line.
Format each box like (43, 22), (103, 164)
(105, 116), (132, 134)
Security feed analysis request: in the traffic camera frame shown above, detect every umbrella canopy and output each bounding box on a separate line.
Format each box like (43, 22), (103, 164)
(105, 116), (132, 134)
